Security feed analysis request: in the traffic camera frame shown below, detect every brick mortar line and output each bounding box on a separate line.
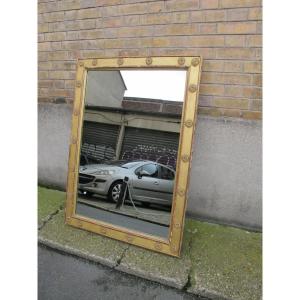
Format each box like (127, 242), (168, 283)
(38, 58), (262, 63)
(39, 81), (262, 88)
(38, 70), (262, 76)
(38, 69), (261, 76)
(197, 105), (261, 110)
(38, 33), (263, 40)
(38, 23), (262, 35)
(39, 82), (262, 88)
(38, 47), (261, 51)
(39, 88), (262, 94)
(38, 43), (261, 48)
(39, 0), (161, 5)
(38, 45), (262, 50)
(38, 18), (263, 27)
(38, 38), (261, 45)
(37, 58), (262, 63)
(38, 5), (263, 16)
(38, 72), (262, 76)
(38, 0), (177, 14)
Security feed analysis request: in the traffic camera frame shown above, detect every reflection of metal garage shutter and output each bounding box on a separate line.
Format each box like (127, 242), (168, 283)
(81, 121), (120, 162)
(121, 127), (179, 170)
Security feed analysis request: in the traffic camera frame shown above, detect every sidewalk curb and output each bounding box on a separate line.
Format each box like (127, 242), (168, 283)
(38, 237), (118, 268)
(38, 236), (227, 300)
(38, 235), (190, 291)
(38, 187), (262, 300)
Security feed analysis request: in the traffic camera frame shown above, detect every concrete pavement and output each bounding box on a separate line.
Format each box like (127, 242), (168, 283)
(38, 186), (262, 300)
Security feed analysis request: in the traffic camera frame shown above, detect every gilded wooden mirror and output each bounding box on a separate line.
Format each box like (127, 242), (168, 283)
(65, 56), (202, 257)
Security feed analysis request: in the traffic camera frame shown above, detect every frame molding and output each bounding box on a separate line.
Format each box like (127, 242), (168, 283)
(65, 56), (202, 257)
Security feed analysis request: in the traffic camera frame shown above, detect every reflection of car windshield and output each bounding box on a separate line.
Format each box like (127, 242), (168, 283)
(103, 160), (141, 169)
(121, 161), (142, 169)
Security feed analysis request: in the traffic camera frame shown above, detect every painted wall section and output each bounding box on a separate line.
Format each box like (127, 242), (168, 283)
(188, 115), (262, 229)
(38, 103), (262, 229)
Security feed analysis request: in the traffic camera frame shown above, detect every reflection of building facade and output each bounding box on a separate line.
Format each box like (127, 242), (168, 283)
(85, 71), (127, 108)
(81, 97), (181, 170)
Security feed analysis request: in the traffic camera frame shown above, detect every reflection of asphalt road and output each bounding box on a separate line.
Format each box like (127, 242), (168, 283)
(77, 196), (171, 226)
(76, 202), (169, 239)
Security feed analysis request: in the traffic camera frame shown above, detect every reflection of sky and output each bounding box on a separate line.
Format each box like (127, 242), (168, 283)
(120, 70), (186, 102)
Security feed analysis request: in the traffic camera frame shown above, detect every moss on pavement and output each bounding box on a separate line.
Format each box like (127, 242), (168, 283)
(184, 219), (262, 299)
(38, 186), (65, 227)
(116, 228), (193, 289)
(38, 186), (262, 299)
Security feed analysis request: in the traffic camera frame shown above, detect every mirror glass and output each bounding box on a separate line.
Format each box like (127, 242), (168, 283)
(75, 69), (186, 239)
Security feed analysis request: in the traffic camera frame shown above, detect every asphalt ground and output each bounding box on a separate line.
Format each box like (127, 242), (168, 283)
(38, 245), (207, 300)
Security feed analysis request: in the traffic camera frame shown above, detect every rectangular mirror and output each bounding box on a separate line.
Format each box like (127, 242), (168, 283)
(66, 57), (202, 257)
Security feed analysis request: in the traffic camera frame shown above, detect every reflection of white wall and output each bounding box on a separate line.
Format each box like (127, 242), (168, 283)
(85, 71), (126, 107)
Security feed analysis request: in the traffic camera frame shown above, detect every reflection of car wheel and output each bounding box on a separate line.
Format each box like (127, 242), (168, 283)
(108, 181), (123, 203)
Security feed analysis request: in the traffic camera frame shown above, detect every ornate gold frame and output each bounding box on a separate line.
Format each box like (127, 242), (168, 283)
(65, 56), (202, 257)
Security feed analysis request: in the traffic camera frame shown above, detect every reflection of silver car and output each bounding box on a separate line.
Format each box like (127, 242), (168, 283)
(78, 160), (175, 207)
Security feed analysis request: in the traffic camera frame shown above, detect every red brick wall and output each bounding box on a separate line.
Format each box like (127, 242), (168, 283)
(38, 0), (262, 120)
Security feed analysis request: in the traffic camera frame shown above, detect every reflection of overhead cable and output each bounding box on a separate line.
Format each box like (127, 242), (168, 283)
(85, 111), (123, 124)
(86, 111), (180, 125)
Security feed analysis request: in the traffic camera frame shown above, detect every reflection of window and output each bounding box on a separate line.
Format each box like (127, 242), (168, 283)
(136, 163), (158, 177)
(160, 166), (174, 180)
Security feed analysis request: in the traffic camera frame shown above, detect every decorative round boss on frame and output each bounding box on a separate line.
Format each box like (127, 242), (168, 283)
(191, 57), (200, 66)
(178, 57), (185, 65)
(184, 119), (193, 127)
(146, 57), (152, 65)
(189, 84), (197, 93)
(181, 154), (190, 162)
